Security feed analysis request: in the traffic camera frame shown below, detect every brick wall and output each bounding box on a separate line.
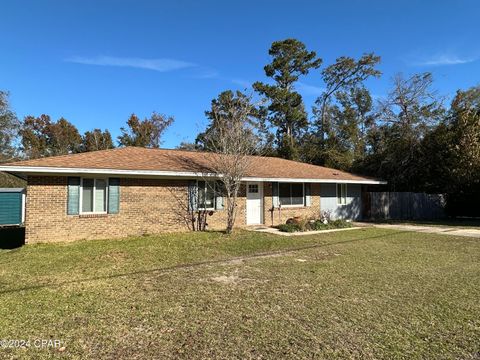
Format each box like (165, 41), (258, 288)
(262, 182), (321, 227)
(25, 176), (322, 243)
(25, 176), (247, 243)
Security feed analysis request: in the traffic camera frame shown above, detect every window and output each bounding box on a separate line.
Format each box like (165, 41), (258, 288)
(81, 178), (107, 213)
(248, 184), (258, 193)
(337, 183), (347, 205)
(279, 183), (304, 206)
(198, 180), (215, 210)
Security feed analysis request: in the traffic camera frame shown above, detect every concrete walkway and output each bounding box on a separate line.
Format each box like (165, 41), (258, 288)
(248, 225), (361, 237)
(372, 224), (480, 238)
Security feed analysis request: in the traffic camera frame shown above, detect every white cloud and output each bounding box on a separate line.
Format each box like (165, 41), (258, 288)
(65, 55), (196, 72)
(297, 82), (325, 96)
(413, 54), (477, 66)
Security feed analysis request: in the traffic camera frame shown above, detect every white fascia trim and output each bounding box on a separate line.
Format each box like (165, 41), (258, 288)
(242, 177), (387, 185)
(0, 166), (387, 185)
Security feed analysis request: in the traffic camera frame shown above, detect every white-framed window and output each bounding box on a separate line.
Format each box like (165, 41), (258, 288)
(80, 178), (108, 214)
(279, 183), (304, 206)
(337, 183), (347, 205)
(197, 180), (216, 210)
(248, 184), (259, 193)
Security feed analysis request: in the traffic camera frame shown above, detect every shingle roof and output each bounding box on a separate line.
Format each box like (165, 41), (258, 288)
(0, 147), (383, 183)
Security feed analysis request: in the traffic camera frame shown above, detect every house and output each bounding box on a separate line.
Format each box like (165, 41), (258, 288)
(0, 147), (385, 243)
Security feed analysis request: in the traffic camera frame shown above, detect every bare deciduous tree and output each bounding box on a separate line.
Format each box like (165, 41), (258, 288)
(203, 91), (262, 233)
(167, 184), (210, 231)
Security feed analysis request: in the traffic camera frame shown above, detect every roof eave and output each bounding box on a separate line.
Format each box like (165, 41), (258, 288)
(0, 166), (387, 185)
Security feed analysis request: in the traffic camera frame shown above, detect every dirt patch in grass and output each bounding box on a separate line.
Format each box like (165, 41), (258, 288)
(211, 274), (239, 284)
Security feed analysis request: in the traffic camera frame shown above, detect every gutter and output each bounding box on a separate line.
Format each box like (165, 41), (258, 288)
(0, 166), (387, 185)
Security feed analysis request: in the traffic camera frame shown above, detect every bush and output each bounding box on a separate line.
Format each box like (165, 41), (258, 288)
(276, 223), (302, 232)
(277, 219), (352, 232)
(311, 221), (330, 231)
(329, 219), (352, 228)
(285, 216), (315, 231)
(311, 219), (352, 231)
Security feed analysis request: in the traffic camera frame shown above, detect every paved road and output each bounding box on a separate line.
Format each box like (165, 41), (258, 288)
(372, 224), (480, 238)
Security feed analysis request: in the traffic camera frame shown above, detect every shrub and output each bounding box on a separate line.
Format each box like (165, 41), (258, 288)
(311, 221), (330, 231)
(297, 217), (312, 231)
(329, 219), (352, 228)
(277, 223), (302, 232)
(311, 219), (352, 231)
(277, 218), (352, 232)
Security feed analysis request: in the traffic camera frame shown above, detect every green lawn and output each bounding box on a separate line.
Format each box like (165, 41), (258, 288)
(0, 228), (479, 359)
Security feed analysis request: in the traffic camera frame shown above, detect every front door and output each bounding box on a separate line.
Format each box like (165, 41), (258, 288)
(246, 182), (263, 225)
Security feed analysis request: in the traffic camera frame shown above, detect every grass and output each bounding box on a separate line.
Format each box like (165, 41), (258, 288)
(0, 228), (479, 359)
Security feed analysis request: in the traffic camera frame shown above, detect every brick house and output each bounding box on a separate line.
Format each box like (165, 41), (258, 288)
(0, 147), (385, 243)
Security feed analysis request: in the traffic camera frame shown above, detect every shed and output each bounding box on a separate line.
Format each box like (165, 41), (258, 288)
(0, 188), (26, 226)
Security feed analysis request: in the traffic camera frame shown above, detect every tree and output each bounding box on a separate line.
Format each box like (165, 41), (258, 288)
(201, 91), (261, 233)
(416, 121), (454, 193)
(312, 53), (381, 164)
(253, 39), (322, 160)
(449, 86), (480, 183)
(176, 141), (200, 151)
(335, 87), (376, 162)
(196, 90), (266, 153)
(362, 73), (445, 191)
(443, 86), (480, 216)
(0, 91), (19, 162)
(20, 115), (50, 159)
(20, 115), (81, 158)
(305, 86), (376, 170)
(81, 129), (114, 152)
(48, 118), (82, 156)
(118, 113), (174, 148)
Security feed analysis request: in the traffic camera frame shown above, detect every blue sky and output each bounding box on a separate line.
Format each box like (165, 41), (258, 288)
(1, 0), (479, 148)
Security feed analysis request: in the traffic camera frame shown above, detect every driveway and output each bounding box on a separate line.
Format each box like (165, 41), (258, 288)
(371, 224), (480, 238)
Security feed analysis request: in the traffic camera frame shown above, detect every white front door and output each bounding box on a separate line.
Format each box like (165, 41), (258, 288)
(246, 182), (263, 225)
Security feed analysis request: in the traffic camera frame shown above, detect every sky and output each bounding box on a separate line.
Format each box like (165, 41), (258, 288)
(1, 0), (479, 148)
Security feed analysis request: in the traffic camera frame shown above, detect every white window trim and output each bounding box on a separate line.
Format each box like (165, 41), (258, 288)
(79, 177), (109, 215)
(279, 182), (305, 208)
(336, 183), (348, 206)
(197, 180), (216, 211)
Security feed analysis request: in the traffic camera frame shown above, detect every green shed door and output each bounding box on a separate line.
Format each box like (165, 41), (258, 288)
(0, 192), (22, 225)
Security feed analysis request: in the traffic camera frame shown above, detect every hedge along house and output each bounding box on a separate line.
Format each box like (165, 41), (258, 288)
(0, 147), (385, 243)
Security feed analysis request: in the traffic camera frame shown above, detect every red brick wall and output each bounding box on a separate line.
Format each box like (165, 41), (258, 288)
(25, 176), (321, 243)
(262, 182), (321, 226)
(25, 176), (246, 243)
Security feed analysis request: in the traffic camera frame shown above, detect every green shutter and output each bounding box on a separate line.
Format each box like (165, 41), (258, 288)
(304, 183), (311, 206)
(188, 180), (198, 211)
(108, 178), (120, 214)
(215, 181), (224, 210)
(0, 191), (22, 225)
(67, 177), (80, 215)
(272, 182), (279, 208)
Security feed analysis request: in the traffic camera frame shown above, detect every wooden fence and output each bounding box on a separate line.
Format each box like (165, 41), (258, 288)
(362, 192), (445, 220)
